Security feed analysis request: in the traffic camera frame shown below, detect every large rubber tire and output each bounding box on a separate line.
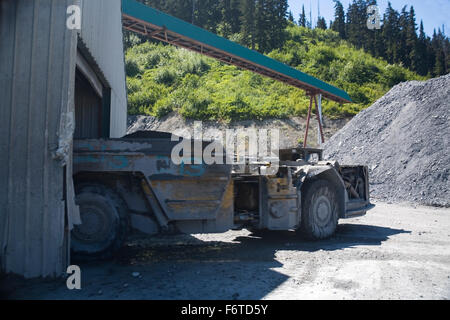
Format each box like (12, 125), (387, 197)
(71, 184), (129, 260)
(299, 179), (339, 240)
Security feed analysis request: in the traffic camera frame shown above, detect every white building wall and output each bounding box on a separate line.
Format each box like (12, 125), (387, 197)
(80, 0), (127, 138)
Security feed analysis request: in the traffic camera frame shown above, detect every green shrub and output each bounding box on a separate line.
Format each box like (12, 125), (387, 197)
(154, 67), (177, 85)
(144, 51), (161, 69)
(341, 59), (379, 85)
(125, 59), (141, 77)
(153, 98), (173, 117)
(126, 77), (141, 94)
(382, 64), (408, 87)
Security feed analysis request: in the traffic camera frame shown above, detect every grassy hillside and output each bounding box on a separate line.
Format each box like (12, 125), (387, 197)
(125, 24), (425, 122)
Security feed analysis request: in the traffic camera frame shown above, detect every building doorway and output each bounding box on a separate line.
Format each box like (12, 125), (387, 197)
(74, 50), (110, 139)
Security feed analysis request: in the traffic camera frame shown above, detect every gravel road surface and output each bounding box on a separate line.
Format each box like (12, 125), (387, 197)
(3, 202), (449, 300)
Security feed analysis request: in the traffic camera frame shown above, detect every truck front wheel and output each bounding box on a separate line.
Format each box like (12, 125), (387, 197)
(299, 179), (339, 240)
(71, 184), (129, 260)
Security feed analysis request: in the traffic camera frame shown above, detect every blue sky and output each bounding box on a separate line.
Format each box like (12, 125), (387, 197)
(287, 0), (449, 37)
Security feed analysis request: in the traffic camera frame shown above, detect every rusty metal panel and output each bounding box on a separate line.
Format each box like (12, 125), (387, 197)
(149, 175), (230, 221)
(74, 138), (233, 222)
(79, 0), (127, 138)
(174, 179), (235, 233)
(0, 0), (77, 278)
(261, 172), (300, 230)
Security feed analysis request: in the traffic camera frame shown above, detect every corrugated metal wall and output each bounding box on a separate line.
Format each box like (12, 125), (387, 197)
(0, 0), (127, 278)
(80, 0), (127, 138)
(0, 0), (77, 278)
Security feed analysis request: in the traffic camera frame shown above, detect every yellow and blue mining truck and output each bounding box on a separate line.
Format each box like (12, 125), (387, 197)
(70, 0), (373, 258)
(72, 131), (373, 258)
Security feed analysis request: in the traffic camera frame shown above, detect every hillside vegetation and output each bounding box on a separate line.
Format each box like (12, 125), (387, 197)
(125, 24), (424, 122)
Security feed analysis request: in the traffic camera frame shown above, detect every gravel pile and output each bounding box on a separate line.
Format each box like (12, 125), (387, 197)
(324, 74), (450, 207)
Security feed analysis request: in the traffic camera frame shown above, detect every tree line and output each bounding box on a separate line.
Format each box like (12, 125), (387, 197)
(328, 0), (449, 77)
(125, 0), (289, 53)
(125, 0), (449, 78)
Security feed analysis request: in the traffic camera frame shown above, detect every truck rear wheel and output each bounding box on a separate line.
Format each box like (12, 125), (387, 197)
(299, 179), (339, 240)
(71, 184), (129, 260)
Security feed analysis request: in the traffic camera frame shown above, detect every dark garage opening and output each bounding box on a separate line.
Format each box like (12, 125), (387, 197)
(74, 69), (103, 139)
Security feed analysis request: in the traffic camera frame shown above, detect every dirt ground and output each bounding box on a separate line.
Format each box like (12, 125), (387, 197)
(2, 201), (449, 300)
(127, 113), (351, 149)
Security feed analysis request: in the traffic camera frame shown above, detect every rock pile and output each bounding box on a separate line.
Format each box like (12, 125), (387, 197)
(324, 75), (450, 207)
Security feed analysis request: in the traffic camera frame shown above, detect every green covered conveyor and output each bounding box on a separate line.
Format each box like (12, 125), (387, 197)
(121, 0), (351, 103)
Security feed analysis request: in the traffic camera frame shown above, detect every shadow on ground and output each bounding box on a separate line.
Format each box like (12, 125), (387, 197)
(2, 224), (410, 300)
(115, 224), (410, 265)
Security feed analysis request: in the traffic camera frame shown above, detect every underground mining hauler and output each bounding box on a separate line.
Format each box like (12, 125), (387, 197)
(69, 0), (374, 258)
(72, 133), (373, 258)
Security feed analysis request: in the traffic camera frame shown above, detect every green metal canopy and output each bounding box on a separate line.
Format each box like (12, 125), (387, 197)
(121, 0), (352, 103)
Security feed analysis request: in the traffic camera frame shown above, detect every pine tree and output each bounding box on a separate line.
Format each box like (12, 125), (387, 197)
(230, 0), (243, 34)
(264, 0), (288, 51)
(346, 1), (358, 45)
(241, 0), (256, 49)
(255, 0), (270, 52)
(445, 37), (450, 75)
(317, 17), (327, 30)
(346, 0), (368, 49)
(219, 0), (242, 37)
(364, 0), (380, 56)
(171, 0), (194, 23)
(288, 11), (294, 23)
(298, 5), (307, 27)
(433, 29), (447, 75)
(406, 6), (419, 72)
(397, 6), (410, 67)
(415, 21), (429, 76)
(382, 2), (400, 64)
(427, 30), (438, 76)
(331, 0), (346, 39)
(193, 0), (222, 31)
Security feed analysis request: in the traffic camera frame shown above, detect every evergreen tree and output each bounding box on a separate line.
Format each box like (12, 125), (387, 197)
(288, 10), (294, 23)
(230, 0), (243, 34)
(427, 30), (438, 75)
(346, 0), (368, 49)
(416, 21), (429, 76)
(406, 6), (419, 71)
(397, 6), (409, 66)
(382, 2), (400, 64)
(364, 0), (380, 57)
(265, 0), (288, 50)
(317, 17), (327, 30)
(194, 0), (222, 31)
(432, 29), (447, 75)
(170, 0), (194, 22)
(255, 0), (270, 52)
(331, 0), (346, 39)
(219, 0), (242, 37)
(241, 0), (256, 49)
(298, 5), (307, 27)
(445, 37), (450, 75)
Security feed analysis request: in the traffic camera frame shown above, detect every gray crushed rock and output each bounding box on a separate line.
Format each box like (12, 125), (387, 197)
(324, 74), (450, 207)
